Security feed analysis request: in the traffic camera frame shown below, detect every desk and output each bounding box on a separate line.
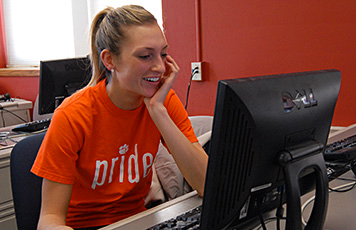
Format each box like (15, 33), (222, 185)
(302, 170), (356, 230)
(102, 173), (356, 230)
(0, 99), (32, 128)
(0, 126), (44, 230)
(101, 172), (356, 230)
(1, 125), (355, 230)
(101, 192), (202, 230)
(102, 124), (356, 230)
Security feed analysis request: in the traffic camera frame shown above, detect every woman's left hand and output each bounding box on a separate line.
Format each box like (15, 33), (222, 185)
(144, 55), (180, 109)
(143, 55), (207, 196)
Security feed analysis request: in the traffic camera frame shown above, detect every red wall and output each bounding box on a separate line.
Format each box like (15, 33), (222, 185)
(0, 76), (39, 119)
(0, 76), (39, 103)
(1, 1), (356, 126)
(0, 0), (7, 68)
(163, 0), (356, 126)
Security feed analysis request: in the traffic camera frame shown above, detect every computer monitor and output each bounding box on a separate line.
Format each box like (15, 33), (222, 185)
(200, 69), (341, 229)
(38, 57), (92, 115)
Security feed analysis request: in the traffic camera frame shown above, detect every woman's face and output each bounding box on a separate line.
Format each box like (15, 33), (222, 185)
(110, 23), (168, 103)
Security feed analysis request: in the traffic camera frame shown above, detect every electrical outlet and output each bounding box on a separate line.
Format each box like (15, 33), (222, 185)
(191, 62), (202, 81)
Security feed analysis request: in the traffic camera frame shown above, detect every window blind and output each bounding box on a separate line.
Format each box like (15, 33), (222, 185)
(2, 0), (162, 67)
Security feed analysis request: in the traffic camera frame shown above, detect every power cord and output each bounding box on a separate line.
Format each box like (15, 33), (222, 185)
(252, 176), (356, 230)
(0, 105), (28, 127)
(185, 67), (200, 110)
(275, 186), (285, 230)
(255, 187), (285, 230)
(301, 177), (356, 226)
(257, 195), (267, 230)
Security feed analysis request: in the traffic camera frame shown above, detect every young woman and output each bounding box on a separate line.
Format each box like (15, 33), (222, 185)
(31, 5), (208, 230)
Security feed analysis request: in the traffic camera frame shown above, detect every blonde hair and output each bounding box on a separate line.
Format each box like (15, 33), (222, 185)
(88, 5), (157, 86)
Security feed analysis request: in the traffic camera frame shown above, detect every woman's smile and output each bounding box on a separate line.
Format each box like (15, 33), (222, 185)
(143, 77), (160, 83)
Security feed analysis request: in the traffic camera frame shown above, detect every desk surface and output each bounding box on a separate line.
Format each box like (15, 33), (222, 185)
(102, 171), (356, 230)
(101, 192), (202, 230)
(0, 126), (43, 153)
(303, 170), (356, 230)
(102, 124), (356, 230)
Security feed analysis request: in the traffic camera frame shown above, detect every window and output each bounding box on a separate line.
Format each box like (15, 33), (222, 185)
(2, 0), (162, 67)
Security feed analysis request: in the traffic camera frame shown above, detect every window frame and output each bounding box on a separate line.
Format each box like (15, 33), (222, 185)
(1, 0), (162, 69)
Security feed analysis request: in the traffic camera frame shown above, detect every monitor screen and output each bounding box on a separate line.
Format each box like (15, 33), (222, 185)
(200, 69), (341, 229)
(38, 57), (91, 115)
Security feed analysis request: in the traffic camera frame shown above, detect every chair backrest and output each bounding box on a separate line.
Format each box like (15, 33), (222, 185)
(33, 94), (53, 121)
(10, 132), (46, 230)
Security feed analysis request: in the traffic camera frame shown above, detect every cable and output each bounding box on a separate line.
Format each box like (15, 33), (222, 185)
(0, 135), (19, 146)
(254, 217), (287, 230)
(251, 176), (356, 230)
(256, 195), (267, 230)
(275, 186), (285, 230)
(185, 67), (199, 110)
(301, 180), (356, 226)
(329, 181), (356, 192)
(329, 175), (356, 183)
(0, 107), (28, 124)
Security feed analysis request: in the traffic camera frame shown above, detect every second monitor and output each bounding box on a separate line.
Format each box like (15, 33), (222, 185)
(38, 57), (92, 115)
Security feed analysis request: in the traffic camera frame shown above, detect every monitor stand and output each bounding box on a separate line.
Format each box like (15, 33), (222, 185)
(279, 142), (329, 230)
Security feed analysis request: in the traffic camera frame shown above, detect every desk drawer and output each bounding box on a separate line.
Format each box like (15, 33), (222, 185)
(0, 213), (17, 230)
(0, 154), (12, 204)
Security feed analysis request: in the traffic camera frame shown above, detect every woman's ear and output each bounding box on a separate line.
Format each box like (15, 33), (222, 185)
(100, 49), (115, 71)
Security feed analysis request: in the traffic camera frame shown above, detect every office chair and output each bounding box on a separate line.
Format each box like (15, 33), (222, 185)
(10, 132), (46, 230)
(32, 94), (53, 121)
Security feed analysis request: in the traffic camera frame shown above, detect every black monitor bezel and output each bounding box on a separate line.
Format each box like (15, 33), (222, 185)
(38, 57), (91, 115)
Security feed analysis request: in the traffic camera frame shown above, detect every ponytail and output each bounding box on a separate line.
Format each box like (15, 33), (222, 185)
(87, 5), (157, 86)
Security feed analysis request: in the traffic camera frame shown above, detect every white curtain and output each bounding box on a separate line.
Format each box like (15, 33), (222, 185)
(2, 0), (162, 67)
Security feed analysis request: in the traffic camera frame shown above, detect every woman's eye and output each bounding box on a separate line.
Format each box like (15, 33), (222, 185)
(139, 55), (151, 60)
(161, 53), (168, 58)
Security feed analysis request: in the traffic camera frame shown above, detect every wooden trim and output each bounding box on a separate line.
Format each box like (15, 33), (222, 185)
(0, 68), (39, 77)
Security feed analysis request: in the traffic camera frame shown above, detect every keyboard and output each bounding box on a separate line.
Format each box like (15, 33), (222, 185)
(324, 134), (356, 162)
(146, 206), (201, 230)
(12, 118), (51, 132)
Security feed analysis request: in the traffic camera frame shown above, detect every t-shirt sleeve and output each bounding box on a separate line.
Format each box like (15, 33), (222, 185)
(163, 90), (198, 145)
(31, 109), (83, 185)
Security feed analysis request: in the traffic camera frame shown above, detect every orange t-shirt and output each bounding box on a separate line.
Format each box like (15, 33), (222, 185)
(31, 80), (198, 228)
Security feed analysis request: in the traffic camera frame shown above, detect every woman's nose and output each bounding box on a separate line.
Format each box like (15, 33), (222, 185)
(152, 56), (166, 73)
